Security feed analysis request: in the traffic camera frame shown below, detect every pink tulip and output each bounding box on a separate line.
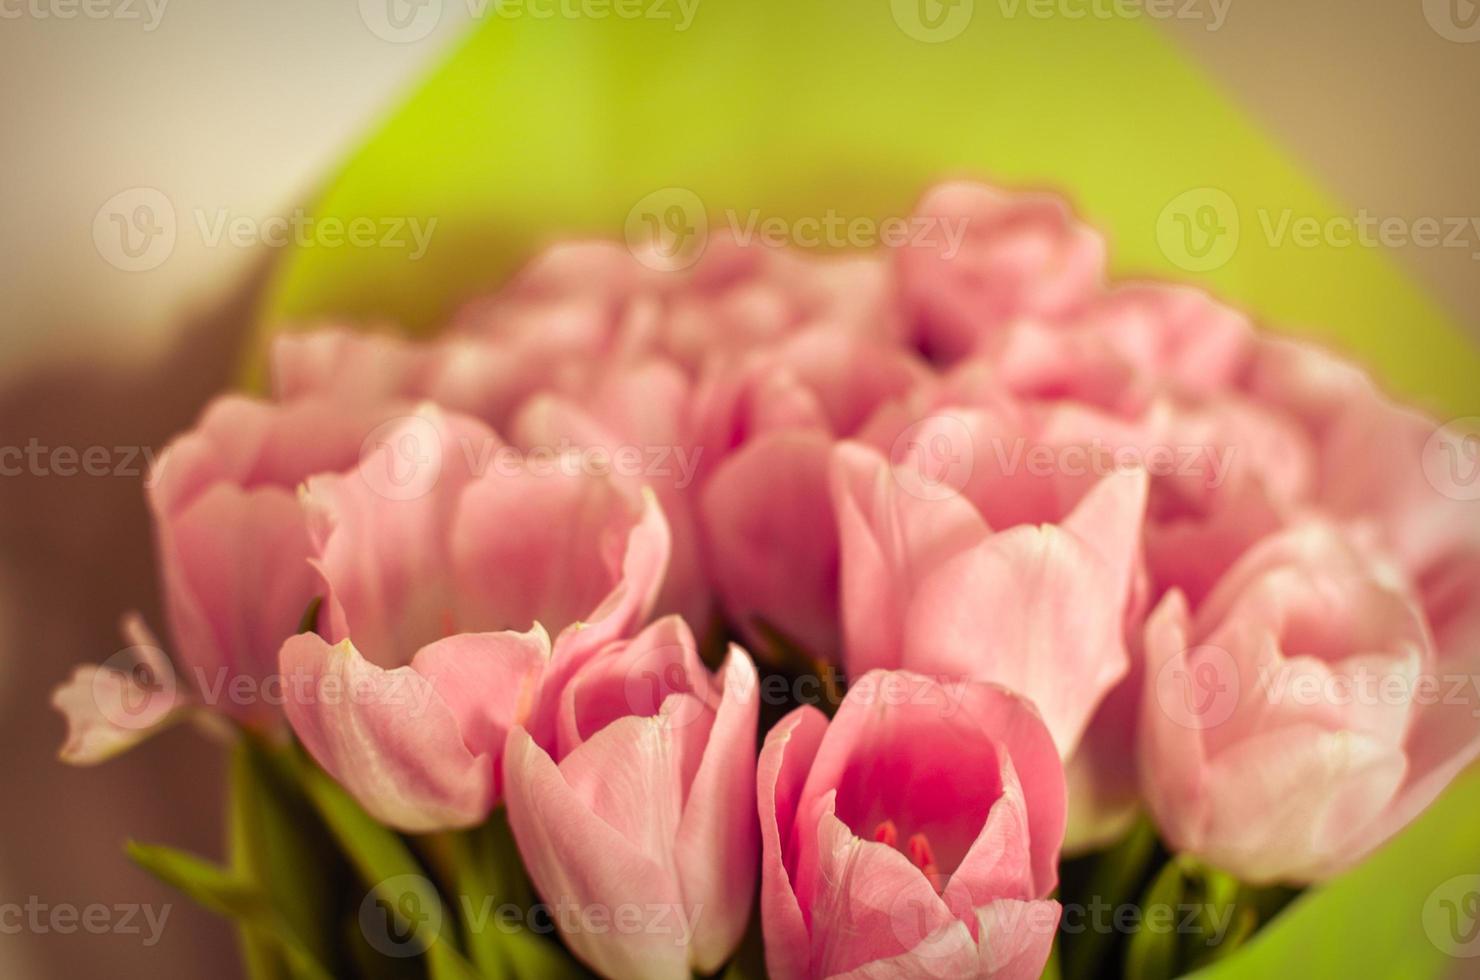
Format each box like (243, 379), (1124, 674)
(1071, 283), (1254, 393)
(52, 395), (404, 760)
(452, 240), (664, 355)
(280, 406), (672, 827)
(848, 327), (1301, 847)
(272, 327), (578, 435)
(895, 181), (1105, 363)
(695, 325), (932, 663)
(281, 626), (548, 831)
(1139, 521), (1480, 883)
(758, 671), (1065, 979)
(1142, 394), (1315, 606)
(503, 616), (759, 980)
(829, 432), (1146, 754)
(1242, 336), (1480, 580)
(977, 319), (1154, 420)
(456, 233), (904, 375)
(145, 395), (387, 728)
(301, 405), (669, 676)
(508, 357), (711, 631)
(636, 232), (906, 371)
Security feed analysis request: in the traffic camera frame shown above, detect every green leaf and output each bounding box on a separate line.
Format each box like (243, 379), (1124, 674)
(291, 747), (481, 980)
(1062, 818), (1158, 980)
(128, 842), (333, 980)
(228, 737), (346, 978)
(442, 813), (589, 979)
(1124, 856), (1187, 980)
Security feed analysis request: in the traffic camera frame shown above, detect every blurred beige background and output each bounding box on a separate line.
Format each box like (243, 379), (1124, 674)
(0, 2), (1477, 978)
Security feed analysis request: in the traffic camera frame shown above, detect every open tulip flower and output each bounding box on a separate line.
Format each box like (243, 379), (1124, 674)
(758, 671), (1066, 979)
(301, 404), (669, 681)
(50, 178), (1480, 980)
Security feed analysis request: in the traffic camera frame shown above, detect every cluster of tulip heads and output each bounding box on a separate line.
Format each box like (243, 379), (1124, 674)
(56, 181), (1480, 979)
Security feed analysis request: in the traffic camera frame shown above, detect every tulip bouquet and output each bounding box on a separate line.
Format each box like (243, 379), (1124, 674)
(53, 181), (1480, 979)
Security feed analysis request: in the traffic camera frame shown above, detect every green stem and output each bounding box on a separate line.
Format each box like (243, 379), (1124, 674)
(1063, 818), (1159, 980)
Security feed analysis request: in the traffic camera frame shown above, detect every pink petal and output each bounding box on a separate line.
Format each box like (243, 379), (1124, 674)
(454, 470), (669, 656)
(1320, 555), (1480, 874)
(806, 802), (962, 977)
(553, 615), (712, 761)
(52, 632), (186, 765)
(280, 632), (491, 832)
(305, 405), (499, 666)
(1200, 724), (1406, 884)
(503, 728), (690, 980)
(701, 430), (840, 662)
(1137, 591), (1212, 854)
(970, 899), (1061, 979)
(510, 364), (710, 630)
(830, 441), (989, 677)
(159, 483), (319, 726)
(896, 181), (1105, 362)
(674, 646), (761, 972)
(521, 488), (671, 747)
(946, 680), (1067, 898)
(758, 706), (830, 980)
(795, 673), (1064, 905)
(411, 627), (550, 800)
(1086, 283), (1254, 391)
(940, 759), (1036, 918)
(271, 328), (429, 405)
(149, 395), (386, 724)
(904, 523), (1131, 754)
(149, 394), (372, 515)
(561, 716), (686, 863)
